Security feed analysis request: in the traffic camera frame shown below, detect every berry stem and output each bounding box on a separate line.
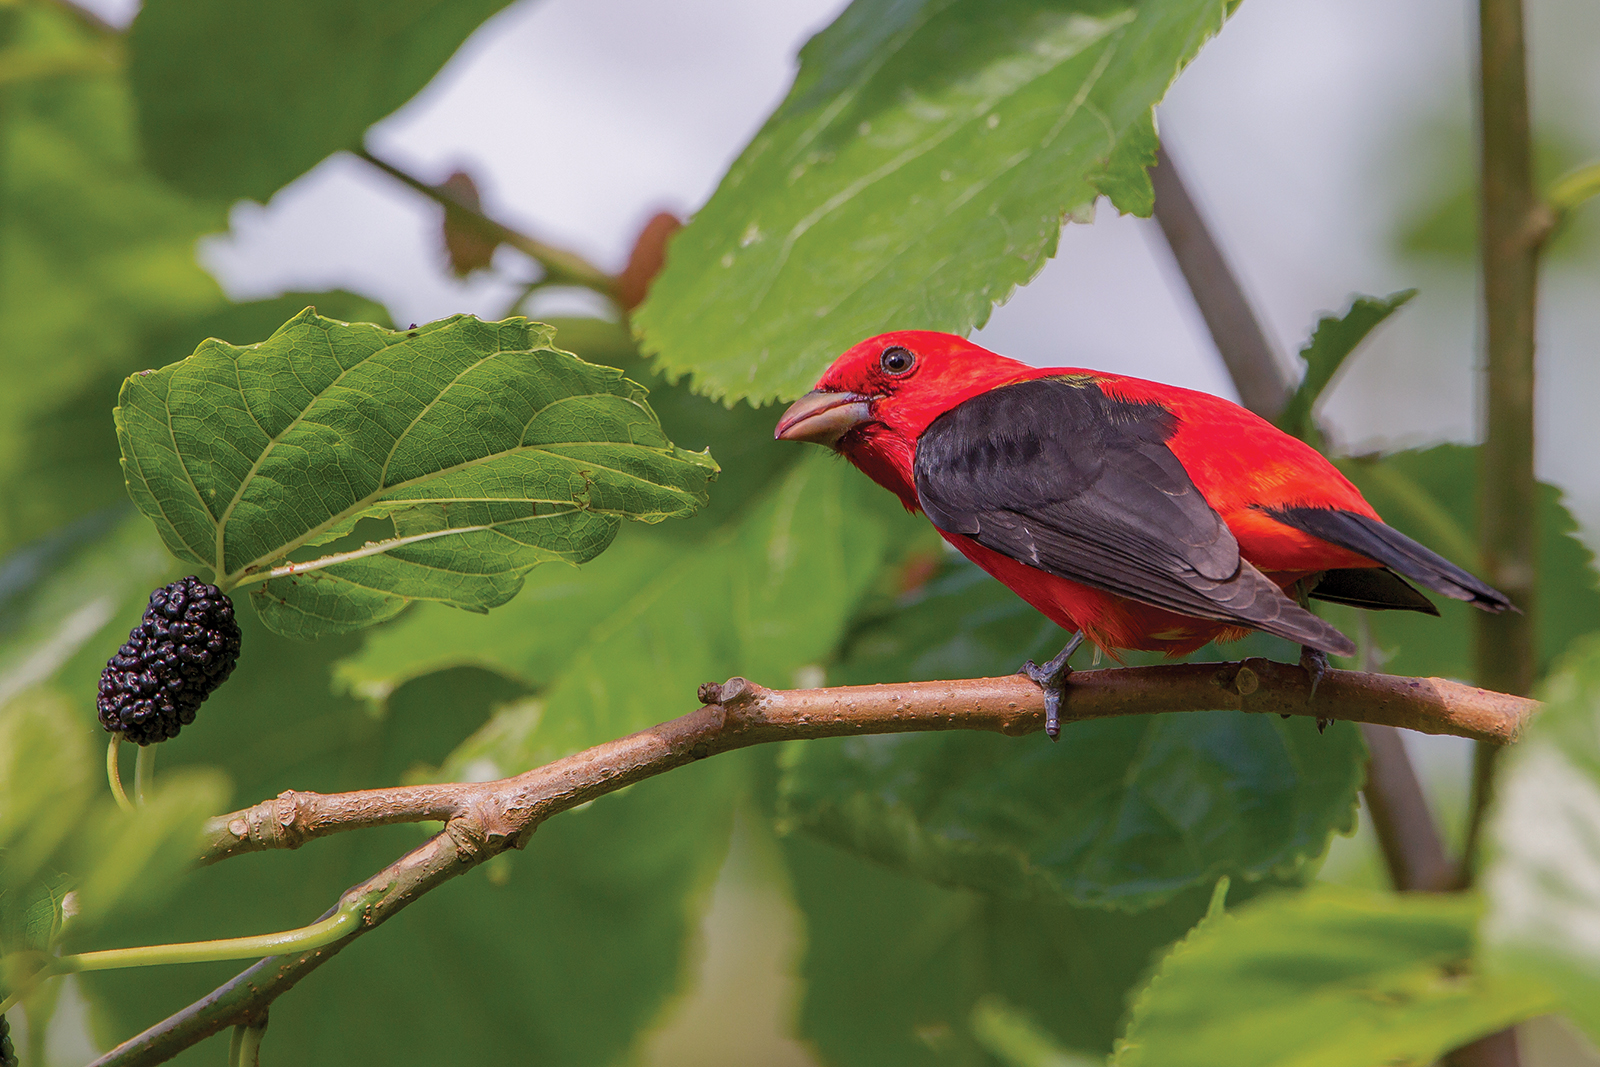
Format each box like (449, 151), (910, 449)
(106, 735), (134, 814)
(0, 888), (381, 1012)
(62, 892), (373, 974)
(133, 744), (155, 806)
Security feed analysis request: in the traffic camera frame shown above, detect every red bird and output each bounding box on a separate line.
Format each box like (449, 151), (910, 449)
(774, 331), (1512, 737)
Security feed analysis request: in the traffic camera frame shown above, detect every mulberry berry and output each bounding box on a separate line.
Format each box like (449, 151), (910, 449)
(0, 1013), (14, 1067)
(96, 577), (242, 745)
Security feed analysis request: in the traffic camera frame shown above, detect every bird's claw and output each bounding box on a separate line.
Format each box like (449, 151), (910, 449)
(1299, 645), (1330, 733)
(1022, 633), (1084, 742)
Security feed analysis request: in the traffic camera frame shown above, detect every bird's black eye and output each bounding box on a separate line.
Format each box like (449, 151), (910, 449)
(879, 346), (915, 376)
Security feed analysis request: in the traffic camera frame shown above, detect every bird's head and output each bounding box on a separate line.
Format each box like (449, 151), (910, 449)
(773, 331), (1032, 450)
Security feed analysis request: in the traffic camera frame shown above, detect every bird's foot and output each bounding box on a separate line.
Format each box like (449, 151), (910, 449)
(1022, 633), (1084, 742)
(1300, 645), (1330, 733)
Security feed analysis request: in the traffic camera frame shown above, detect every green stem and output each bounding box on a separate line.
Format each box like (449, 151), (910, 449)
(1548, 161), (1600, 216)
(228, 1025), (244, 1067)
(133, 743), (154, 805)
(62, 894), (371, 974)
(106, 734), (134, 814)
(236, 1016), (266, 1067)
(1461, 0), (1541, 910)
(0, 889), (377, 1014)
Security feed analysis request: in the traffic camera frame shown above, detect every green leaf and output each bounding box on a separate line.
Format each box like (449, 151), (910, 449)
(1340, 445), (1600, 680)
(128, 0), (517, 201)
(1112, 886), (1553, 1067)
(780, 714), (1361, 909)
(635, 0), (1237, 406)
(785, 834), (1281, 1066)
(115, 310), (717, 638)
(429, 451), (899, 774)
(1277, 290), (1416, 444)
(794, 559), (1365, 908)
(0, 3), (225, 556)
(1483, 634), (1600, 1044)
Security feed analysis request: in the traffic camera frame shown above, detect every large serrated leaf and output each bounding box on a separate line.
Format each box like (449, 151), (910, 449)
(1112, 887), (1553, 1067)
(114, 310), (717, 637)
(128, 0), (517, 202)
(635, 0), (1236, 406)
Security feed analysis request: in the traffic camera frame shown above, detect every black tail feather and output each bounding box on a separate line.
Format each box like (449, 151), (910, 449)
(1310, 567), (1440, 615)
(1268, 507), (1514, 613)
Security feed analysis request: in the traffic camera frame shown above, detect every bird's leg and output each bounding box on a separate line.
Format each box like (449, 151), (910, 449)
(1022, 632), (1084, 742)
(1299, 645), (1330, 732)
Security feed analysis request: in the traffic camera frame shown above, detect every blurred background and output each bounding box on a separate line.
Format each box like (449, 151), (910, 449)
(26, 0), (1600, 1062)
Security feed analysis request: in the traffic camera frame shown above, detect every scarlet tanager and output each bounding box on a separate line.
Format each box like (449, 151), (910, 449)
(774, 331), (1512, 737)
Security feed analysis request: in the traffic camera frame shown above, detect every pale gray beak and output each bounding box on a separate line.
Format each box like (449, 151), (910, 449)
(773, 390), (873, 446)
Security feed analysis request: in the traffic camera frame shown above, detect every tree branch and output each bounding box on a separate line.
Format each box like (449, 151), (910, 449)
(354, 149), (618, 297)
(89, 662), (1535, 1065)
(91, 660), (1536, 1064)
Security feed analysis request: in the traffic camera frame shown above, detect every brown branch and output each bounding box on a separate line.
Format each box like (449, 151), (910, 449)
(200, 662), (1531, 866)
(1358, 724), (1455, 891)
(1149, 143), (1292, 419)
(354, 149), (617, 297)
(93, 665), (1536, 1065)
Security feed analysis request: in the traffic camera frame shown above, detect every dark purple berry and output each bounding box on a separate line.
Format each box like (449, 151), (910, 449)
(0, 1012), (14, 1067)
(96, 577), (241, 745)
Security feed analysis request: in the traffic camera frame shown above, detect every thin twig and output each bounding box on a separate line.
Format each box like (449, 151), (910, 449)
(1148, 143), (1291, 419)
(354, 149), (617, 297)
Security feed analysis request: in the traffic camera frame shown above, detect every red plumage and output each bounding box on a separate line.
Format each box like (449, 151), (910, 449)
(775, 331), (1510, 662)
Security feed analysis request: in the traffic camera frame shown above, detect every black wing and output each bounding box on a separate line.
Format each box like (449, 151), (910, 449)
(913, 378), (1355, 656)
(1269, 506), (1513, 612)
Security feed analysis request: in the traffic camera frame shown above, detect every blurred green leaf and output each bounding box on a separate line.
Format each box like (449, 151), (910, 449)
(786, 835), (1276, 1066)
(635, 0), (1237, 406)
(1340, 445), (1600, 680)
(6, 293), (389, 568)
(1112, 886), (1552, 1067)
(1483, 634), (1600, 1045)
(0, 3), (225, 556)
(794, 559), (1364, 908)
(1277, 290), (1415, 445)
(115, 311), (716, 638)
(971, 996), (1102, 1067)
(780, 713), (1361, 909)
(129, 0), (517, 201)
(428, 451), (900, 774)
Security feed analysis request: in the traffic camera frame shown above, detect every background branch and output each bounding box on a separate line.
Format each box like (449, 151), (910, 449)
(355, 149), (617, 297)
(1149, 144), (1292, 419)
